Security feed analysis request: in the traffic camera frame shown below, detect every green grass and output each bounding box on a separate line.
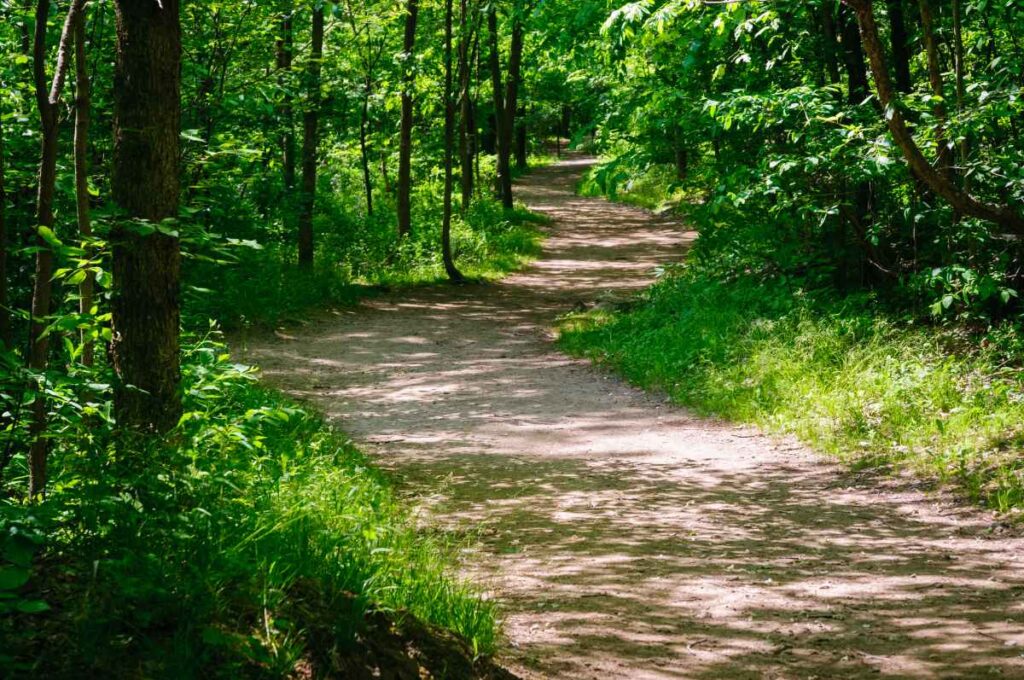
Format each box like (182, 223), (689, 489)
(1, 331), (497, 677)
(187, 183), (547, 331)
(558, 272), (1024, 513)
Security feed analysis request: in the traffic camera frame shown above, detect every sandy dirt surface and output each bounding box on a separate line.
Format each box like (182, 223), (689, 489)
(242, 157), (1024, 679)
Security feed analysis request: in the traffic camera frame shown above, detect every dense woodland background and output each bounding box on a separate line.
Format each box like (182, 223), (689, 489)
(1, 0), (1023, 676)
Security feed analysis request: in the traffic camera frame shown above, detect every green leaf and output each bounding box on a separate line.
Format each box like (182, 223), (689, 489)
(0, 567), (30, 591)
(16, 600), (50, 614)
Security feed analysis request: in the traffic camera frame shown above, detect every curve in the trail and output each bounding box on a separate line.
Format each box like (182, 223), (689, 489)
(245, 157), (1024, 680)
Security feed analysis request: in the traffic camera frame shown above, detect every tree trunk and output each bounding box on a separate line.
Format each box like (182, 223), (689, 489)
(952, 0), (969, 191)
(918, 0), (955, 182)
(276, 7), (296, 199)
(0, 82), (8, 350)
(844, 0), (1024, 232)
(458, 0), (475, 212)
(499, 12), (524, 207)
(360, 74), (374, 216)
(111, 0), (183, 434)
(515, 106), (527, 170)
(839, 4), (870, 105)
(397, 0), (419, 237)
(821, 2), (842, 86)
(487, 6), (510, 207)
(28, 0), (86, 497)
(442, 0), (464, 283)
(887, 0), (913, 93)
(298, 6), (323, 267)
(74, 10), (94, 367)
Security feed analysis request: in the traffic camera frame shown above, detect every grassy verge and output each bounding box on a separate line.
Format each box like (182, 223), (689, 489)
(1, 331), (498, 676)
(189, 167), (549, 331)
(558, 271), (1024, 514)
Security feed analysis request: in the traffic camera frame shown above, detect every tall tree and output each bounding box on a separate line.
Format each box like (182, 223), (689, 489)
(276, 3), (297, 207)
(397, 0), (419, 237)
(457, 0), (477, 211)
(298, 5), (324, 267)
(887, 0), (913, 93)
(0, 82), (8, 350)
(28, 0), (87, 497)
(442, 0), (464, 282)
(110, 0), (183, 433)
(487, 5), (511, 208)
(73, 8), (94, 366)
(918, 0), (955, 182)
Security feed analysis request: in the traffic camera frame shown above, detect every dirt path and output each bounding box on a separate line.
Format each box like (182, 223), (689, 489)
(244, 158), (1024, 679)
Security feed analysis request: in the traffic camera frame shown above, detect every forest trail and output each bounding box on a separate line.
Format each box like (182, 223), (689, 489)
(244, 157), (1024, 679)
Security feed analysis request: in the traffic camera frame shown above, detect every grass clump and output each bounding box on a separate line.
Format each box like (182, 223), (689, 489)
(559, 271), (1024, 513)
(0, 331), (497, 677)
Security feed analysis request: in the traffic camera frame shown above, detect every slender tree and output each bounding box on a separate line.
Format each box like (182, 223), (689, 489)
(73, 9), (94, 366)
(487, 5), (511, 207)
(276, 3), (297, 204)
(27, 0), (87, 497)
(110, 0), (183, 433)
(918, 0), (955, 182)
(457, 0), (476, 211)
(298, 5), (324, 267)
(0, 83), (8, 350)
(397, 0), (419, 237)
(442, 0), (464, 282)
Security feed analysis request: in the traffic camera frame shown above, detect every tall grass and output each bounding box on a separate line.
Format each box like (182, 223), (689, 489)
(559, 272), (1024, 512)
(0, 333), (498, 676)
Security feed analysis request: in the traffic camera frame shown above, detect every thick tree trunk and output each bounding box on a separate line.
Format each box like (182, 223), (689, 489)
(28, 0), (86, 497)
(844, 0), (1024, 232)
(397, 0), (419, 237)
(887, 0), (913, 93)
(442, 0), (464, 283)
(821, 3), (842, 86)
(74, 10), (94, 367)
(111, 0), (183, 434)
(839, 4), (870, 105)
(298, 6), (323, 267)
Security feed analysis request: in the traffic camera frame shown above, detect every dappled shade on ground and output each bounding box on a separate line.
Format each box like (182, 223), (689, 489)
(245, 158), (1024, 679)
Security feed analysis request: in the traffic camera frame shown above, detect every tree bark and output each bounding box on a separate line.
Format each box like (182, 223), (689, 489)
(442, 0), (464, 283)
(886, 0), (913, 93)
(0, 82), (8, 350)
(487, 6), (511, 208)
(27, 0), (87, 497)
(276, 7), (297, 198)
(458, 0), (475, 212)
(298, 6), (323, 267)
(844, 0), (1024, 232)
(74, 9), (94, 367)
(918, 0), (955, 182)
(360, 74), (374, 215)
(839, 4), (870, 105)
(397, 0), (419, 237)
(821, 2), (842, 86)
(111, 0), (183, 435)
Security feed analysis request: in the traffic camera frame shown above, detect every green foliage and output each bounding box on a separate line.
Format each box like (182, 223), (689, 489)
(0, 332), (497, 676)
(560, 269), (1024, 512)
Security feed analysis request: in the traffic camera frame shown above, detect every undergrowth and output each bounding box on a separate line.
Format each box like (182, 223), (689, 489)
(0, 330), (497, 676)
(559, 268), (1024, 515)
